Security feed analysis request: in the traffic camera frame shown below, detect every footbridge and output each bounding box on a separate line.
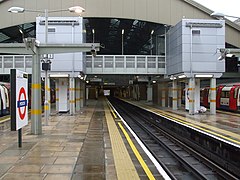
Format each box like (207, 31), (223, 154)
(0, 55), (165, 75)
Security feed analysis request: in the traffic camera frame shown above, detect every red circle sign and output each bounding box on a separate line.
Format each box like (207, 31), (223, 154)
(18, 87), (27, 120)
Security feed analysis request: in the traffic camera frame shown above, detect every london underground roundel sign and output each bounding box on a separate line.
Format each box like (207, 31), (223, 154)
(11, 69), (28, 131)
(17, 87), (27, 120)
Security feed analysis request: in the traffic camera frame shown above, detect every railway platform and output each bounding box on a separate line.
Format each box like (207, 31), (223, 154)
(0, 99), (162, 180)
(125, 99), (240, 146)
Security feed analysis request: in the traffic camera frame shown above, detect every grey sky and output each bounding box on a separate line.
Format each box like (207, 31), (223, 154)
(194, 0), (240, 19)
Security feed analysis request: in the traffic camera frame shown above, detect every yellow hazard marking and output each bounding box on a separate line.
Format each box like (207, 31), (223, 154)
(189, 100), (195, 102)
(172, 98), (178, 101)
(104, 102), (140, 179)
(56, 98), (59, 101)
(210, 100), (216, 102)
(122, 100), (240, 146)
(210, 88), (217, 91)
(55, 88), (59, 91)
(69, 100), (75, 103)
(144, 107), (240, 145)
(32, 84), (41, 89)
(69, 88), (75, 91)
(45, 86), (50, 91)
(31, 109), (42, 115)
(44, 105), (49, 110)
(118, 122), (156, 180)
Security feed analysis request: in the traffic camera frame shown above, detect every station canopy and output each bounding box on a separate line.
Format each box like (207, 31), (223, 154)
(0, 18), (168, 55)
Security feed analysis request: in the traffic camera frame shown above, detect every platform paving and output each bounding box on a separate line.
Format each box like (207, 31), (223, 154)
(0, 100), (118, 180)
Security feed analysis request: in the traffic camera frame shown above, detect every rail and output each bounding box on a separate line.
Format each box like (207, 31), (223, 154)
(0, 54), (166, 75)
(86, 55), (165, 74)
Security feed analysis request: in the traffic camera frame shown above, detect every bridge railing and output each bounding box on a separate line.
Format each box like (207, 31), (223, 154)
(86, 55), (165, 74)
(0, 54), (166, 75)
(0, 55), (32, 74)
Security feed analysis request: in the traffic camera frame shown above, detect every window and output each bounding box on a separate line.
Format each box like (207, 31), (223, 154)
(221, 91), (230, 98)
(234, 87), (239, 99)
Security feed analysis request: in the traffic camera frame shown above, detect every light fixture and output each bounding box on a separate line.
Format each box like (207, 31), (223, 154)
(152, 80), (156, 83)
(210, 12), (240, 19)
(92, 29), (95, 34)
(122, 29), (124, 35)
(178, 74), (186, 79)
(195, 74), (213, 78)
(151, 30), (154, 35)
(86, 80), (89, 83)
(68, 6), (85, 14)
(8, 6), (25, 13)
(170, 76), (176, 80)
(9, 6), (85, 14)
(49, 74), (69, 78)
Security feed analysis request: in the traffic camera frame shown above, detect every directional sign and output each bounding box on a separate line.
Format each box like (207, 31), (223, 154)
(11, 69), (28, 131)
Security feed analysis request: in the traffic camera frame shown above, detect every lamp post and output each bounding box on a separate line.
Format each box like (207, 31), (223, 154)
(121, 29), (124, 55)
(92, 29), (95, 43)
(150, 30), (154, 55)
(8, 6), (85, 130)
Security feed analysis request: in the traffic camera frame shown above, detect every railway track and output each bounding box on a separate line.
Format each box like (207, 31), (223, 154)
(108, 97), (239, 180)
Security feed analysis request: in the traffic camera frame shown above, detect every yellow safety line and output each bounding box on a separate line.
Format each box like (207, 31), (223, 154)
(104, 102), (140, 180)
(150, 109), (240, 145)
(118, 122), (155, 180)
(124, 100), (240, 146)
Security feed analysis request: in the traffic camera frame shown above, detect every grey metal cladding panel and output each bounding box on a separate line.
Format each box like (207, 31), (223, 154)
(110, 0), (123, 17)
(53, 53), (82, 60)
(51, 61), (83, 71)
(135, 0), (148, 20)
(217, 36), (225, 45)
(192, 53), (218, 62)
(216, 61), (225, 72)
(182, 61), (190, 72)
(182, 44), (221, 54)
(146, 0), (159, 22)
(47, 34), (83, 43)
(191, 35), (219, 45)
(193, 62), (217, 72)
(37, 26), (83, 34)
(51, 53), (83, 71)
